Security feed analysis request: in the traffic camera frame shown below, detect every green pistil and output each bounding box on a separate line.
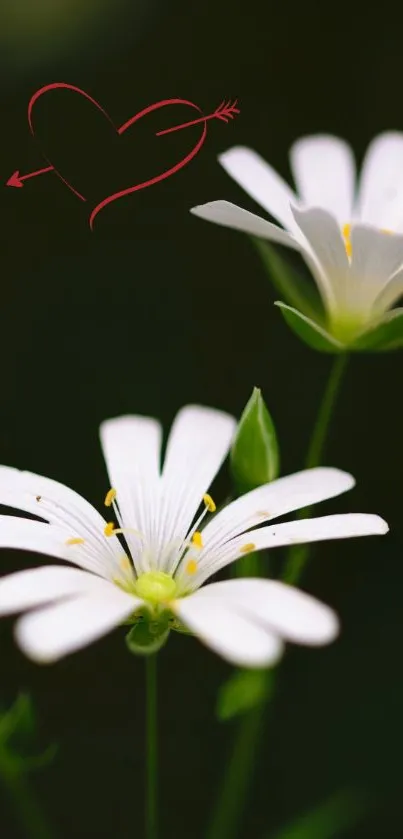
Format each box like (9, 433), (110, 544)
(133, 571), (178, 604)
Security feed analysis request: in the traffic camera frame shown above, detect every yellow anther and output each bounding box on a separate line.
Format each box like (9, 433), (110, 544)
(65, 537), (85, 546)
(256, 510), (270, 518)
(240, 542), (256, 554)
(191, 531), (203, 548)
(186, 559), (198, 575)
(342, 223), (352, 257)
(104, 522), (116, 537)
(203, 493), (216, 512)
(104, 488), (117, 507)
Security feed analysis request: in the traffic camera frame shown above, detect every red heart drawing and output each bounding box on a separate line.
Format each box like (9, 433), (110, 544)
(27, 83), (208, 230)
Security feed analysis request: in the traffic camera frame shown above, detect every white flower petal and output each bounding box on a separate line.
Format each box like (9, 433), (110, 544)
(0, 566), (102, 615)
(189, 579), (338, 646)
(290, 135), (356, 225)
(356, 132), (403, 230)
(291, 206), (349, 314)
(192, 468), (355, 565)
(349, 225), (403, 310)
(219, 146), (300, 233)
(190, 200), (301, 249)
(0, 516), (116, 578)
(99, 415), (162, 570)
(189, 513), (388, 586)
(0, 466), (121, 574)
(372, 266), (403, 314)
(14, 582), (140, 663)
(157, 406), (236, 572)
(173, 588), (283, 667)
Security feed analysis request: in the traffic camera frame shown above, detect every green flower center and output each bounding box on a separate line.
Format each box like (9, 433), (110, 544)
(133, 571), (177, 603)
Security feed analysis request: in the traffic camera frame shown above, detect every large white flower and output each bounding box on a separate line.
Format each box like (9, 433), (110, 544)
(0, 406), (387, 665)
(191, 133), (403, 350)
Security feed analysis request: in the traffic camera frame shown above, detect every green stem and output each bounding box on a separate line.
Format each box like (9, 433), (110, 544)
(1, 762), (54, 839)
(282, 353), (348, 585)
(208, 354), (348, 839)
(146, 655), (158, 839)
(206, 702), (266, 839)
(304, 353), (349, 470)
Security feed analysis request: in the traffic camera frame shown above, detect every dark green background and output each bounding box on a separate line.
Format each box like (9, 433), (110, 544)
(0, 1), (402, 836)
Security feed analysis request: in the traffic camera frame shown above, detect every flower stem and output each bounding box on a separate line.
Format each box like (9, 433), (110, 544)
(1, 762), (54, 839)
(282, 353), (349, 585)
(145, 655), (158, 839)
(206, 702), (266, 839)
(207, 354), (348, 839)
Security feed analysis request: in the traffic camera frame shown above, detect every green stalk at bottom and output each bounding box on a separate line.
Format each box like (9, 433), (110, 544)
(206, 702), (265, 839)
(146, 655), (158, 839)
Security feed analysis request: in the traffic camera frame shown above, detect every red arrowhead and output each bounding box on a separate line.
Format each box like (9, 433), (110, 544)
(6, 170), (23, 188)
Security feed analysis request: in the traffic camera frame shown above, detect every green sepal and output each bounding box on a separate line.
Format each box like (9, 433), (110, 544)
(125, 609), (170, 656)
(216, 668), (274, 721)
(350, 307), (403, 351)
(169, 617), (194, 636)
(231, 387), (280, 494)
(253, 238), (325, 322)
(275, 302), (344, 354)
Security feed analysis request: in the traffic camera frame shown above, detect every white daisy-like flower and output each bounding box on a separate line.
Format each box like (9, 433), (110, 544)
(0, 405), (387, 665)
(191, 133), (403, 350)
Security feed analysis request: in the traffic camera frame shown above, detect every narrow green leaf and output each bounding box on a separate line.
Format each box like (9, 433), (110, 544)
(0, 695), (57, 778)
(351, 307), (403, 351)
(253, 238), (325, 322)
(265, 789), (366, 839)
(275, 302), (344, 354)
(217, 668), (274, 721)
(231, 387), (280, 495)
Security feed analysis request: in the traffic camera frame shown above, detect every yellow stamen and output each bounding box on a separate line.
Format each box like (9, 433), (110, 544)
(104, 488), (117, 507)
(191, 531), (203, 548)
(240, 542), (256, 554)
(65, 537), (85, 546)
(256, 510), (270, 518)
(104, 522), (116, 537)
(342, 223), (352, 257)
(185, 559), (198, 575)
(203, 493), (216, 512)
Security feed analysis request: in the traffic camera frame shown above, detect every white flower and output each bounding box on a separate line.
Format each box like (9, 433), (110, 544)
(191, 133), (403, 349)
(0, 405), (387, 665)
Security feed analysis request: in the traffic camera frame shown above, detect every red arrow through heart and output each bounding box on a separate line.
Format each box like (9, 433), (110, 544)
(5, 86), (239, 228)
(7, 166), (54, 188)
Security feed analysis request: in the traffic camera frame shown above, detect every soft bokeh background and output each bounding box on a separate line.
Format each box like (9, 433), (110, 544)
(0, 1), (402, 836)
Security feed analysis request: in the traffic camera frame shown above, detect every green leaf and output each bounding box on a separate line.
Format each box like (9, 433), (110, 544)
(217, 668), (274, 721)
(265, 788), (366, 839)
(125, 611), (170, 656)
(0, 694), (35, 744)
(275, 302), (344, 354)
(231, 387), (280, 494)
(351, 307), (403, 351)
(0, 695), (57, 778)
(253, 238), (325, 323)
